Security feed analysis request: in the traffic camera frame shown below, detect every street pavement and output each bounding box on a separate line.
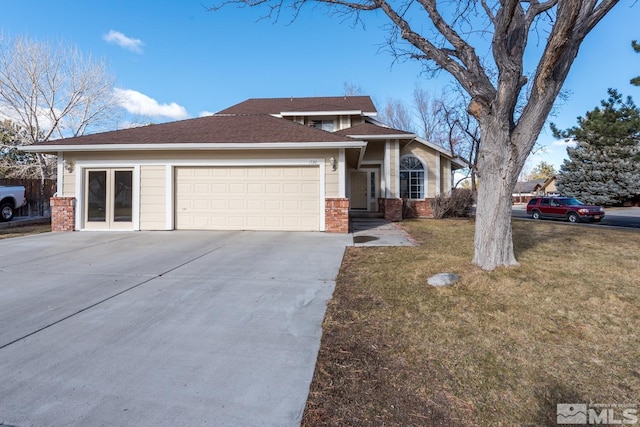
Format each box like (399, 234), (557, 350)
(512, 205), (640, 228)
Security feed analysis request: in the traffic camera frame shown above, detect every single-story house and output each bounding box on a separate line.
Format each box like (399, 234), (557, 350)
(513, 176), (559, 203)
(513, 179), (545, 203)
(23, 96), (466, 233)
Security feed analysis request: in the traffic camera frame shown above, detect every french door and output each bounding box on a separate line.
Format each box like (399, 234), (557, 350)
(85, 169), (133, 230)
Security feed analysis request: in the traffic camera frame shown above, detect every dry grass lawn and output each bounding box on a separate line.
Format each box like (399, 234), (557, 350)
(0, 224), (50, 240)
(303, 219), (640, 426)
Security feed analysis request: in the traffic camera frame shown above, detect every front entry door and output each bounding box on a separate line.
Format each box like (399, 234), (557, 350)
(350, 171), (368, 210)
(85, 169), (133, 230)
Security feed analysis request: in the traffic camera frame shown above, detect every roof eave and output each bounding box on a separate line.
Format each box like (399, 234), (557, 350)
(279, 110), (364, 116)
(344, 133), (416, 140)
(19, 141), (368, 153)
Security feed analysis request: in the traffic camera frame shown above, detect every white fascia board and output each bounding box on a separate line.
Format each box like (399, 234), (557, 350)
(280, 110), (363, 116)
(450, 157), (468, 169)
(20, 141), (368, 152)
(345, 134), (416, 140)
(413, 136), (467, 166)
(412, 136), (468, 168)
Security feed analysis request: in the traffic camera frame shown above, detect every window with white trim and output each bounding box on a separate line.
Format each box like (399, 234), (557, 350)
(312, 120), (335, 131)
(400, 156), (425, 199)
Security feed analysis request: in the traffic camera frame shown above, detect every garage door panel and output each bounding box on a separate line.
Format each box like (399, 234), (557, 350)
(229, 168), (246, 177)
(265, 168), (283, 177)
(283, 168), (303, 177)
(193, 168), (212, 177)
(176, 166), (320, 231)
(301, 182), (319, 193)
(301, 167), (318, 178)
(229, 183), (245, 193)
(247, 183), (264, 193)
(264, 200), (281, 210)
(264, 183), (281, 193)
(246, 200), (264, 210)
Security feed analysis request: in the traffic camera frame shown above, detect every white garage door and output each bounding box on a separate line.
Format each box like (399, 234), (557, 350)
(175, 166), (320, 231)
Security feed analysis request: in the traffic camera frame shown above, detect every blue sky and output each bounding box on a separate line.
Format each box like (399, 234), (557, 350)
(2, 1), (639, 173)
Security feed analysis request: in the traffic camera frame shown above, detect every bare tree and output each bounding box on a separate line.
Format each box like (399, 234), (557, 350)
(210, 1), (620, 270)
(413, 87), (444, 144)
(0, 119), (49, 178)
(0, 34), (120, 180)
(343, 81), (365, 96)
(436, 93), (481, 193)
(378, 97), (416, 133)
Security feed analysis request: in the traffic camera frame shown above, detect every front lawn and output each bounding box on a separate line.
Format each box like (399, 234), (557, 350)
(303, 219), (640, 426)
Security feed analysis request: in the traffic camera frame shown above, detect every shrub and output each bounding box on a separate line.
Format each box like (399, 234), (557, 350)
(429, 189), (474, 219)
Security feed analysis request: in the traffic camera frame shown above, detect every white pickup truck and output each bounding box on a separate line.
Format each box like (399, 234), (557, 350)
(0, 185), (27, 221)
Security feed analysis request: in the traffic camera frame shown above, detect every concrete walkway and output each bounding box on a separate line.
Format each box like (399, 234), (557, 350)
(0, 230), (351, 427)
(351, 218), (417, 247)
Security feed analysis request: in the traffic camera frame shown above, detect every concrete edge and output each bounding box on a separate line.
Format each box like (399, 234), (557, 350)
(0, 217), (51, 230)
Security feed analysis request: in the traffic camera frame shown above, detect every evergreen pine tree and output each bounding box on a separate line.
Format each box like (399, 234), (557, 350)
(633, 40), (640, 87)
(552, 89), (640, 205)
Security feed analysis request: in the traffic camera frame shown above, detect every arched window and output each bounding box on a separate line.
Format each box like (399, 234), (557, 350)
(400, 156), (425, 199)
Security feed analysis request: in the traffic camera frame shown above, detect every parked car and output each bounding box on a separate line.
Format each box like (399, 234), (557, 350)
(0, 185), (27, 221)
(526, 197), (605, 223)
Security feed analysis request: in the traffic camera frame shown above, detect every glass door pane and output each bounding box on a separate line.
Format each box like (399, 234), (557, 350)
(113, 170), (133, 222)
(87, 171), (107, 222)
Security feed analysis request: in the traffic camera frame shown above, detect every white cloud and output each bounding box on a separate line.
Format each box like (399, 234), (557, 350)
(115, 88), (189, 120)
(103, 30), (144, 53)
(553, 137), (577, 147)
(199, 111), (215, 117)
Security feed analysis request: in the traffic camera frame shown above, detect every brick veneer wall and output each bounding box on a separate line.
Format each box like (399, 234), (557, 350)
(325, 198), (349, 233)
(381, 198), (403, 221)
(50, 197), (75, 231)
(404, 199), (434, 218)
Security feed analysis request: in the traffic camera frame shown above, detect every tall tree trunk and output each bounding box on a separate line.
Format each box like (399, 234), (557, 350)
(472, 122), (521, 270)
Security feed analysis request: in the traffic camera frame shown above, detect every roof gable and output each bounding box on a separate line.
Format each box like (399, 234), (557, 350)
(218, 96), (377, 115)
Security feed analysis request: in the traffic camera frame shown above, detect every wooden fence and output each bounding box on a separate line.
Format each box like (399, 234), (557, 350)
(0, 178), (57, 217)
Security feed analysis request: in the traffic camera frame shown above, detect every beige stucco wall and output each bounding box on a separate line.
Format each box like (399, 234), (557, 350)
(544, 178), (557, 194)
(401, 143), (440, 197)
(139, 165), (167, 230)
(442, 158), (452, 194)
(62, 167), (75, 197)
(363, 141), (385, 162)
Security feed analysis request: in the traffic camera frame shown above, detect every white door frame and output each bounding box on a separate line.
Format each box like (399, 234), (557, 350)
(76, 163), (140, 231)
(348, 167), (379, 212)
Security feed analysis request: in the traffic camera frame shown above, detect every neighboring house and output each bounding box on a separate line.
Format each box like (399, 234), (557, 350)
(23, 96), (465, 233)
(540, 175), (559, 196)
(513, 179), (545, 203)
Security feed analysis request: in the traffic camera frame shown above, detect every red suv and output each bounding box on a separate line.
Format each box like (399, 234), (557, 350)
(526, 197), (605, 223)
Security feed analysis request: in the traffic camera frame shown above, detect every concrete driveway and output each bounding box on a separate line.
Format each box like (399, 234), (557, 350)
(0, 230), (351, 426)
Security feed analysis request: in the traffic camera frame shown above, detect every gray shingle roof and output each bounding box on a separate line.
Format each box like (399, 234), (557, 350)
(218, 96), (377, 115)
(33, 114), (359, 146)
(514, 180), (545, 193)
